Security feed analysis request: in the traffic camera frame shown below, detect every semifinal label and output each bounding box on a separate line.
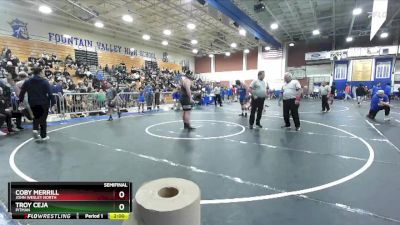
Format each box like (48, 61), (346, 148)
(8, 182), (132, 220)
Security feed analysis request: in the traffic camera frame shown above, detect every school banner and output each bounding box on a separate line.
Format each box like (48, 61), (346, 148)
(352, 59), (373, 81)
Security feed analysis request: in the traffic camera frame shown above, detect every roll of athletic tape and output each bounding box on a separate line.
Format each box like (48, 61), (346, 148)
(124, 178), (201, 225)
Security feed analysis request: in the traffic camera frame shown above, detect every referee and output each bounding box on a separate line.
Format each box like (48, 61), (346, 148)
(249, 71), (268, 129)
(279, 72), (302, 131)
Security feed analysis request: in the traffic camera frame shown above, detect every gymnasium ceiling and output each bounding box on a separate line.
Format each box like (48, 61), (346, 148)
(7, 0), (400, 55)
(236, 0), (400, 42)
(14, 0), (260, 55)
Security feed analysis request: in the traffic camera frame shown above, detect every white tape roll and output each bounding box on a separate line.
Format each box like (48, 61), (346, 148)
(132, 178), (201, 225)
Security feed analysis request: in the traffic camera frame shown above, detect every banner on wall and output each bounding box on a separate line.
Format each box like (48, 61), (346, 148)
(330, 50), (348, 61)
(370, 0), (388, 40)
(348, 48), (361, 58)
(305, 51), (330, 61)
(375, 60), (391, 79)
(334, 63), (347, 80)
(48, 32), (156, 59)
(307, 46), (399, 61)
(6, 18), (157, 59)
(9, 18), (29, 40)
(262, 48), (283, 59)
(346, 47), (397, 57)
(363, 47), (380, 56)
(352, 59), (373, 81)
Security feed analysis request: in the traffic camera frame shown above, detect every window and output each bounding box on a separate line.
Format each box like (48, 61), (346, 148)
(375, 61), (391, 79)
(334, 64), (347, 80)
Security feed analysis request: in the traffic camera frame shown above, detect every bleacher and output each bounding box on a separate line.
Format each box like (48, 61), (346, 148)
(0, 35), (74, 62)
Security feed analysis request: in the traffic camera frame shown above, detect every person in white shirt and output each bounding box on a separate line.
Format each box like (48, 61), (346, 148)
(213, 83), (222, 107)
(249, 71), (268, 129)
(320, 82), (331, 112)
(279, 72), (302, 131)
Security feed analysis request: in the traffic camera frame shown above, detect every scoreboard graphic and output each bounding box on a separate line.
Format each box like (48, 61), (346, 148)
(8, 182), (132, 220)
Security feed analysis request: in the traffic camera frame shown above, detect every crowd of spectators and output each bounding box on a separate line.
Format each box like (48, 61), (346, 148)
(0, 46), (215, 136)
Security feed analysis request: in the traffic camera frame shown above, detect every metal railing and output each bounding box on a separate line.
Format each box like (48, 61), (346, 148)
(50, 91), (175, 116)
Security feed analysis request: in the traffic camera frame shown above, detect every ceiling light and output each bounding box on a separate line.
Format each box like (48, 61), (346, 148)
(162, 40), (168, 46)
(187, 23), (196, 30)
(312, 29), (320, 35)
(352, 8), (362, 15)
(230, 43), (237, 48)
(244, 49), (250, 54)
(239, 28), (246, 36)
(163, 29), (172, 35)
(346, 36), (353, 42)
(63, 34), (71, 39)
(122, 14), (133, 22)
(270, 23), (278, 30)
(94, 21), (104, 28)
(380, 32), (389, 38)
(142, 34), (150, 40)
(191, 39), (198, 45)
(264, 46), (271, 50)
(130, 48), (135, 51)
(289, 42), (295, 47)
(38, 5), (52, 14)
(225, 52), (231, 56)
(209, 54), (214, 58)
(192, 49), (198, 54)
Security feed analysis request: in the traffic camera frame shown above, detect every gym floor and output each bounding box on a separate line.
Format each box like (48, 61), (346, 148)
(1, 99), (400, 225)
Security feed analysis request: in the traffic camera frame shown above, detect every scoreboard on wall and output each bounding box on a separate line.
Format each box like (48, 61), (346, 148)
(8, 182), (132, 220)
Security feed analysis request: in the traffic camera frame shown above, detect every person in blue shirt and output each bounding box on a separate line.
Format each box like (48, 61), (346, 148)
(138, 87), (145, 113)
(236, 80), (249, 117)
(96, 69), (104, 81)
(221, 87), (226, 102)
(227, 87), (233, 102)
(145, 84), (153, 111)
(384, 83), (392, 102)
(372, 82), (382, 96)
(367, 90), (391, 121)
(172, 88), (181, 110)
(205, 85), (211, 95)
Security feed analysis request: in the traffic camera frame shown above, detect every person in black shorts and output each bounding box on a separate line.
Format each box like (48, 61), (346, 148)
(154, 85), (161, 110)
(330, 82), (336, 105)
(180, 72), (195, 131)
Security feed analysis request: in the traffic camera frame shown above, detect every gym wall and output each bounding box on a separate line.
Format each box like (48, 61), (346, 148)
(0, 3), (193, 71)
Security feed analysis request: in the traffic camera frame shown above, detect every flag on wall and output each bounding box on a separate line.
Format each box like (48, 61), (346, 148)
(262, 48), (283, 59)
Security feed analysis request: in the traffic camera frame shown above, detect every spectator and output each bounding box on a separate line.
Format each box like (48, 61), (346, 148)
(384, 83), (392, 102)
(145, 84), (153, 111)
(372, 82), (382, 96)
(330, 82), (336, 104)
(6, 61), (17, 80)
(1, 46), (12, 61)
(65, 54), (74, 66)
(0, 87), (20, 135)
(344, 83), (352, 100)
(44, 66), (53, 78)
(356, 84), (366, 105)
(14, 71), (29, 97)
